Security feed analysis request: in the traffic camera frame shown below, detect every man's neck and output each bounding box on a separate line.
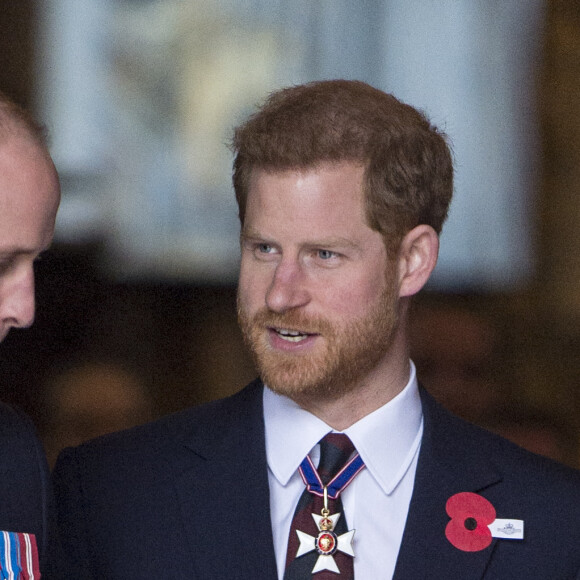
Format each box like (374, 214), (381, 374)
(290, 357), (411, 431)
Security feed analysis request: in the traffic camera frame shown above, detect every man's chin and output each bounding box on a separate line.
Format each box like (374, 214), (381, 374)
(261, 369), (312, 396)
(265, 379), (328, 401)
(259, 362), (337, 401)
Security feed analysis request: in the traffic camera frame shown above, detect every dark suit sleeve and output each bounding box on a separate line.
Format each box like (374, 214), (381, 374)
(51, 447), (96, 580)
(20, 409), (59, 575)
(0, 404), (56, 574)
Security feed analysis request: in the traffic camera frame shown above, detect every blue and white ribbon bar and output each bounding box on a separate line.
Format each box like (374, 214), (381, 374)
(0, 531), (40, 580)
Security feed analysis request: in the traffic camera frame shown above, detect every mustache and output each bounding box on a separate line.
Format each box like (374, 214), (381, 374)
(241, 307), (333, 335)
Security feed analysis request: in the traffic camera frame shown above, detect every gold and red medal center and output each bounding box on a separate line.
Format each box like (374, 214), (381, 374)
(316, 531), (337, 555)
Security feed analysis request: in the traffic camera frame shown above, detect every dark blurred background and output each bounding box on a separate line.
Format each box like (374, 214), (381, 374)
(0, 0), (578, 468)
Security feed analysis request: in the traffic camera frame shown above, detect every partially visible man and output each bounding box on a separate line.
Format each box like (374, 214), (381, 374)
(53, 80), (580, 579)
(0, 91), (61, 577)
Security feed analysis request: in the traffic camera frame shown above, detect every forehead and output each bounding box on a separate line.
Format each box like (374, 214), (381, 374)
(245, 162), (368, 231)
(0, 135), (60, 253)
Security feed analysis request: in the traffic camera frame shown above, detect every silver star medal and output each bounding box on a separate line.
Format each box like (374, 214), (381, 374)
(296, 511), (355, 574)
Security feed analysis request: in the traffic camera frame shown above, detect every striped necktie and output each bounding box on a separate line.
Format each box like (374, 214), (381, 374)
(284, 433), (364, 579)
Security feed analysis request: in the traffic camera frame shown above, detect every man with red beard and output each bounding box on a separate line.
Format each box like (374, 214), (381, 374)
(53, 81), (580, 579)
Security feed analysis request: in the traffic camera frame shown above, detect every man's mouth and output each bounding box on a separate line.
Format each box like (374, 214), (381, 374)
(271, 327), (313, 343)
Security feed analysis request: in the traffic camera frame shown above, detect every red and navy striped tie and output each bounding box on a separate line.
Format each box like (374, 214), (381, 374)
(284, 433), (360, 579)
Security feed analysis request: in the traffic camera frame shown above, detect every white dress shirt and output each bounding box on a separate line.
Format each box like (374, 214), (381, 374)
(264, 361), (423, 579)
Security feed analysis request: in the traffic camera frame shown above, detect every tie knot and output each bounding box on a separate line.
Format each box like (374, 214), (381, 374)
(317, 433), (355, 484)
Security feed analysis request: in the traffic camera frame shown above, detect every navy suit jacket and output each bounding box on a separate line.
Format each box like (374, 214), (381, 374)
(0, 402), (55, 573)
(53, 379), (580, 579)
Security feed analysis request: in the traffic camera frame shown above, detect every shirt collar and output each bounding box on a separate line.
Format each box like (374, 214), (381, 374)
(263, 361), (423, 495)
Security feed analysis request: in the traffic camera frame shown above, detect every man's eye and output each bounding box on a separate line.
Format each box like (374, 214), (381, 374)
(0, 259), (15, 276)
(317, 250), (336, 260)
(258, 244), (274, 254)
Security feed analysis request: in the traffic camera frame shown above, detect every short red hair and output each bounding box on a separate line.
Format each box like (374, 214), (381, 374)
(232, 80), (453, 249)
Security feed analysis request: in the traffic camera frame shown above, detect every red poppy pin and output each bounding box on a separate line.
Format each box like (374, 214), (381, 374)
(445, 492), (525, 552)
(445, 492), (496, 552)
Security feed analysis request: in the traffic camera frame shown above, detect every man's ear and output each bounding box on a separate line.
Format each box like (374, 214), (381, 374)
(397, 225), (439, 298)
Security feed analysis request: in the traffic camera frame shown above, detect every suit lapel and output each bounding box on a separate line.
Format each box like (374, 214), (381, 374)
(166, 381), (504, 578)
(173, 380), (278, 579)
(393, 388), (502, 580)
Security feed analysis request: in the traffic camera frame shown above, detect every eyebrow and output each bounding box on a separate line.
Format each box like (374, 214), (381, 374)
(0, 249), (27, 258)
(239, 226), (262, 241)
(240, 227), (361, 251)
(0, 246), (50, 258)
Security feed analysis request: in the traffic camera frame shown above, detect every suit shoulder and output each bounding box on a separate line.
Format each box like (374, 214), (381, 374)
(52, 380), (264, 508)
(0, 402), (50, 562)
(420, 387), (580, 492)
(0, 401), (37, 437)
(470, 418), (579, 481)
(0, 401), (46, 472)
(483, 424), (580, 496)
(54, 379), (263, 467)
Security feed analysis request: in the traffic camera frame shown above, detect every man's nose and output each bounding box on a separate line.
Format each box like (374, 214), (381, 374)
(0, 267), (36, 332)
(265, 259), (311, 314)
